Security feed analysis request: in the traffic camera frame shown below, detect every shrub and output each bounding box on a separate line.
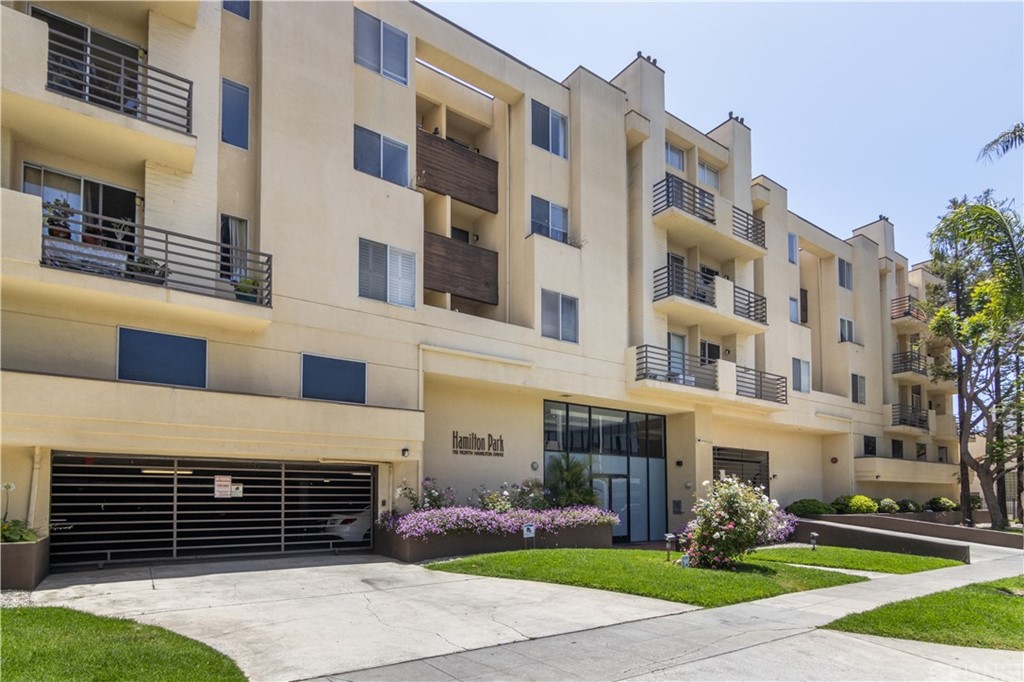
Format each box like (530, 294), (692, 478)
(897, 498), (920, 513)
(474, 479), (550, 512)
(877, 498), (900, 514)
(397, 477), (457, 511)
(759, 509), (799, 545)
(545, 453), (597, 507)
(378, 505), (618, 540)
(969, 493), (983, 510)
(785, 498), (836, 516)
(685, 476), (779, 570)
(832, 494), (878, 514)
(1, 518), (38, 543)
(925, 496), (957, 512)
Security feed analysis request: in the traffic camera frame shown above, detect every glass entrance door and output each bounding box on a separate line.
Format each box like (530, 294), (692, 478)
(592, 475), (628, 541)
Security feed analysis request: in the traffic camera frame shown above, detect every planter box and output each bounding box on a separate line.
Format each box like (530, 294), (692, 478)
(375, 524), (612, 563)
(0, 536), (50, 590)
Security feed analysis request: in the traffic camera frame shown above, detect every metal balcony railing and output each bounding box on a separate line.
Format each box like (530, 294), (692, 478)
(892, 404), (929, 430)
(635, 345), (718, 390)
(45, 29), (193, 134)
(653, 175), (715, 223)
(734, 286), (767, 324)
(891, 295), (927, 322)
(40, 202), (271, 306)
(892, 351), (928, 375)
(736, 366), (787, 403)
(653, 262), (715, 307)
(731, 206), (766, 248)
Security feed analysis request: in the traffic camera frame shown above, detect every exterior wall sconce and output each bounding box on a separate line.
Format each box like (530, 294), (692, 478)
(530, 461), (539, 471)
(401, 448), (410, 458)
(771, 473), (778, 480)
(875, 474), (881, 479)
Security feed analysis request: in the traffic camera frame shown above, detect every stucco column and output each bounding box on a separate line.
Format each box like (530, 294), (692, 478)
(666, 407), (714, 532)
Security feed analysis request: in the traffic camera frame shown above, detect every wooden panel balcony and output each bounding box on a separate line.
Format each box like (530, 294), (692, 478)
(423, 232), (498, 305)
(416, 128), (498, 213)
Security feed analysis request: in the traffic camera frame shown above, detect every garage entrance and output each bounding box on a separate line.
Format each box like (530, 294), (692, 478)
(49, 453), (376, 568)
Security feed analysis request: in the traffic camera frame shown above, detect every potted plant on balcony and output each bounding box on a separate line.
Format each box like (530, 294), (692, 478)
(234, 276), (260, 303)
(44, 198), (74, 239)
(127, 255), (169, 285)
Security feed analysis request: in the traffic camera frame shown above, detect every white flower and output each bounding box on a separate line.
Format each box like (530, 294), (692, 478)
(2, 482), (15, 491)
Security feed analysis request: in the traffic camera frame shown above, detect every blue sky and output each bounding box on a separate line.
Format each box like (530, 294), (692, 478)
(422, 1), (1024, 265)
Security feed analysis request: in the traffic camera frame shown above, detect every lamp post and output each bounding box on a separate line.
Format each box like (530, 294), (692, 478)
(664, 533), (675, 562)
(810, 531), (819, 551)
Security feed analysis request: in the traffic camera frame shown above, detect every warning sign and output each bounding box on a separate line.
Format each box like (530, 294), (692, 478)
(214, 475), (232, 498)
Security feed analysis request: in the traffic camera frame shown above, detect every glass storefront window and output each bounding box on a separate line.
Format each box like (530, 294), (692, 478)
(543, 401), (566, 452)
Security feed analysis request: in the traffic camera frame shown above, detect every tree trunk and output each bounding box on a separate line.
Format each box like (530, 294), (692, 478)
(976, 468), (1006, 528)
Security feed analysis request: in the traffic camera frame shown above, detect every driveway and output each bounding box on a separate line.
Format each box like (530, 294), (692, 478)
(31, 554), (695, 681)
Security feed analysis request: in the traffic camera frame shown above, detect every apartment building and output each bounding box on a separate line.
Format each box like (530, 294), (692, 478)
(0, 0), (959, 569)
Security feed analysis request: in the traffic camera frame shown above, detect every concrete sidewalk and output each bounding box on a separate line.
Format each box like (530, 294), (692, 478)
(332, 545), (1023, 682)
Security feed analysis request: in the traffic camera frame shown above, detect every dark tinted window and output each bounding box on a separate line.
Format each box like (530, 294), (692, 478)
(221, 80), (249, 149)
(118, 328), (206, 388)
(301, 354), (366, 404)
(224, 1), (250, 19)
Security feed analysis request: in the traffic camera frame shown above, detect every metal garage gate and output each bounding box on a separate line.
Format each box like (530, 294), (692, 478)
(712, 447), (770, 496)
(49, 453), (376, 568)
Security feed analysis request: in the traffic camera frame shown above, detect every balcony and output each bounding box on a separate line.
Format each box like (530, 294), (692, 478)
(423, 232), (498, 305)
(652, 175), (766, 261)
(886, 403), (930, 433)
(892, 351), (928, 383)
(39, 201), (271, 305)
(736, 366), (787, 404)
(652, 262), (768, 335)
(854, 456), (959, 485)
(891, 296), (928, 332)
(416, 128), (498, 213)
(1, 6), (195, 172)
(635, 345), (718, 391)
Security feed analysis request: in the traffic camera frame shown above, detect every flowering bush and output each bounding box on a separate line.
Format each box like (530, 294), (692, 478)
(877, 497), (900, 514)
(379, 505), (618, 540)
(397, 477), (457, 511)
(1, 483), (38, 543)
(684, 476), (780, 569)
(472, 478), (550, 512)
(759, 508), (799, 545)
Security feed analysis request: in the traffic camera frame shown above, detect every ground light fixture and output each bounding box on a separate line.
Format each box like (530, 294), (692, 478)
(810, 531), (819, 550)
(664, 533), (675, 562)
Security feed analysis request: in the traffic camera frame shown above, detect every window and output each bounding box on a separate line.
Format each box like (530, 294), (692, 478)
(938, 446), (948, 463)
(789, 297), (800, 323)
(799, 288), (809, 324)
(541, 290), (578, 342)
(698, 161), (719, 190)
(219, 214), (249, 279)
(851, 373), (866, 404)
(699, 340), (721, 365)
(118, 328), (206, 388)
(530, 196), (569, 243)
(354, 126), (408, 187)
(840, 317), (855, 343)
(451, 227), (470, 243)
(838, 257), (853, 290)
(892, 439), (904, 459)
(223, 1), (250, 19)
(792, 358), (810, 393)
(25, 163), (137, 249)
(788, 232), (798, 264)
(665, 143), (684, 171)
(359, 238), (415, 307)
(353, 9), (407, 85)
(301, 353), (366, 404)
(916, 442), (927, 460)
(221, 79), (249, 149)
(864, 435), (877, 456)
(531, 100), (567, 158)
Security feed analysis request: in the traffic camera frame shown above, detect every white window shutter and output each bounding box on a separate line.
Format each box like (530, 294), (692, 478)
(388, 246), (415, 307)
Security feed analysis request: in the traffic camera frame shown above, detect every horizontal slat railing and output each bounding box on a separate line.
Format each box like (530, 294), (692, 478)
(45, 30), (192, 134)
(736, 366), (787, 403)
(653, 262), (715, 307)
(635, 345), (718, 390)
(891, 295), (927, 322)
(40, 202), (271, 306)
(731, 206), (766, 248)
(892, 403), (929, 429)
(652, 174), (715, 223)
(733, 285), (767, 324)
(892, 351), (927, 375)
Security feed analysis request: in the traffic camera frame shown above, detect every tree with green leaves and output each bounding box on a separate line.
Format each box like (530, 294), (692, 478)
(928, 192), (1024, 529)
(978, 122), (1024, 162)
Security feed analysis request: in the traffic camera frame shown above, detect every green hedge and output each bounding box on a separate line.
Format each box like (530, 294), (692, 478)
(785, 498), (836, 516)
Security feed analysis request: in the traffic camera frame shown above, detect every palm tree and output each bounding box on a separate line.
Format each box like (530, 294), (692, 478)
(978, 122), (1024, 162)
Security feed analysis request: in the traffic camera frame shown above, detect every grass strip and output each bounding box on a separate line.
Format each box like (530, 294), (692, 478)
(752, 546), (962, 574)
(428, 548), (864, 608)
(825, 575), (1024, 650)
(0, 606), (247, 682)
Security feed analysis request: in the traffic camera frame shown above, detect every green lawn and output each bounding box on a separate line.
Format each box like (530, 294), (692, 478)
(825, 576), (1024, 650)
(752, 546), (962, 574)
(0, 607), (246, 682)
(428, 548), (865, 607)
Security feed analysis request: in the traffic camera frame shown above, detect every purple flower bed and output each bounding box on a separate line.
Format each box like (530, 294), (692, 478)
(379, 505), (619, 540)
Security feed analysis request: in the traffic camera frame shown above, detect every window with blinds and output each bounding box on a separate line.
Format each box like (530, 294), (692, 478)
(354, 9), (407, 85)
(354, 126), (408, 187)
(359, 238), (415, 308)
(541, 290), (578, 342)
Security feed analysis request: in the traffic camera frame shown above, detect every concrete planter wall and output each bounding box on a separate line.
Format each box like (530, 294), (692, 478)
(0, 536), (50, 590)
(375, 524), (613, 563)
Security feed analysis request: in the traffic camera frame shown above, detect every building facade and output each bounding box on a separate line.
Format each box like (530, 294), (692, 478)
(1, 0), (960, 567)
